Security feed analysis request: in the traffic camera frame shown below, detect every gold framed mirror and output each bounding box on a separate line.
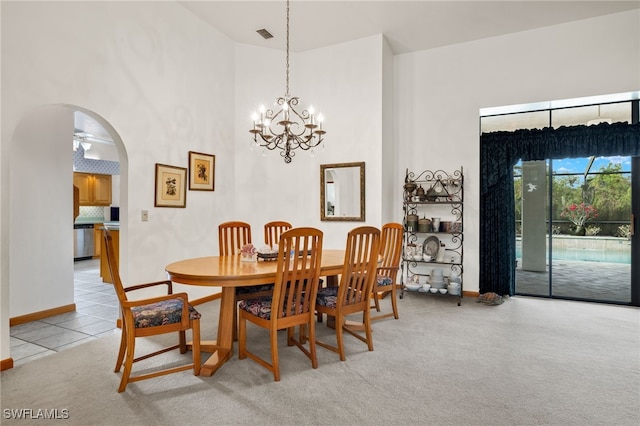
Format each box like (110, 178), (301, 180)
(320, 162), (365, 221)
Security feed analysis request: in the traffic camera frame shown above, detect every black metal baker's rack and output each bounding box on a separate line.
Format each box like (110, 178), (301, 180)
(400, 167), (464, 305)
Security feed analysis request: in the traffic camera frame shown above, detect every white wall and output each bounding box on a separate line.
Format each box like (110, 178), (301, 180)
(395, 9), (640, 294)
(381, 37), (396, 224)
(9, 106), (76, 315)
(0, 0), (7, 363)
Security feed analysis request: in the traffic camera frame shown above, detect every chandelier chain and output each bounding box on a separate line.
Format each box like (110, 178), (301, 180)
(285, 0), (290, 97)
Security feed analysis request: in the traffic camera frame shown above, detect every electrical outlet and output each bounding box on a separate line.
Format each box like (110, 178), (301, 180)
(141, 210), (148, 221)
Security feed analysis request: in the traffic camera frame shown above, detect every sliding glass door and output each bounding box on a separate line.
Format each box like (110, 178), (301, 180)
(515, 157), (633, 303)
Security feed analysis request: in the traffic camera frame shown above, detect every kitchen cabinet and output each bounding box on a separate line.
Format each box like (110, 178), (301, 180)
(100, 227), (118, 283)
(73, 172), (112, 206)
(73, 185), (80, 221)
(73, 173), (92, 204)
(93, 223), (103, 257)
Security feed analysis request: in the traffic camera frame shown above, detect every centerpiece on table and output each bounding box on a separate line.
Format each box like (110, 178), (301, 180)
(240, 243), (257, 262)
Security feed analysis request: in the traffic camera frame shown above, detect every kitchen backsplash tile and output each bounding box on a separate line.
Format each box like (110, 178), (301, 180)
(78, 206), (105, 219)
(73, 148), (120, 175)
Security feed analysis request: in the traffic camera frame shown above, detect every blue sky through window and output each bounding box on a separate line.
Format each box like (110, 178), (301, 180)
(515, 156), (631, 175)
(554, 156), (631, 174)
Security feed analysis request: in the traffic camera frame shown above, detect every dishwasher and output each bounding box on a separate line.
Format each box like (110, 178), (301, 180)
(73, 223), (94, 260)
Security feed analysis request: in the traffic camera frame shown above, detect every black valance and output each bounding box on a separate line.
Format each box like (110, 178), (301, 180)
(479, 122), (640, 296)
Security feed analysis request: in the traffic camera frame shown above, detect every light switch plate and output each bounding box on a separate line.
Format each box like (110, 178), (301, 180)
(141, 210), (148, 221)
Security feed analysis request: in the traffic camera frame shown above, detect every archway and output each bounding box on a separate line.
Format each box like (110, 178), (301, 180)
(6, 104), (128, 332)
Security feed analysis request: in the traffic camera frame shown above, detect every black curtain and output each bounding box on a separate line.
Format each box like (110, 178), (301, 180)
(479, 122), (640, 296)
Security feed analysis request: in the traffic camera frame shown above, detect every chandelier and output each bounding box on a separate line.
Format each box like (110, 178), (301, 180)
(250, 0), (326, 163)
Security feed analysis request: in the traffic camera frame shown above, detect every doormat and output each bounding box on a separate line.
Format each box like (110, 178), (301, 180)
(476, 292), (505, 305)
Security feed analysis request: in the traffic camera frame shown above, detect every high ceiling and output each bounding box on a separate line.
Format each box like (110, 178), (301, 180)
(178, 1), (639, 54)
(74, 1), (639, 151)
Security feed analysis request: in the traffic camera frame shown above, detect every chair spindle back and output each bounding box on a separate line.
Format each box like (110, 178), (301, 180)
(264, 221), (293, 249)
(219, 221), (252, 256)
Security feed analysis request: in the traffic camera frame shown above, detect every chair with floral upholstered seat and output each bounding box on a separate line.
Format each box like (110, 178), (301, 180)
(103, 228), (201, 393)
(238, 227), (323, 381)
(371, 222), (403, 321)
(315, 226), (381, 361)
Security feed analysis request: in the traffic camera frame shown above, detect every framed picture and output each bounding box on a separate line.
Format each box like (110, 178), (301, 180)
(188, 151), (215, 191)
(154, 163), (187, 208)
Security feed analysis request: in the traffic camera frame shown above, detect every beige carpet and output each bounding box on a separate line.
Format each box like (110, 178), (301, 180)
(1, 295), (639, 425)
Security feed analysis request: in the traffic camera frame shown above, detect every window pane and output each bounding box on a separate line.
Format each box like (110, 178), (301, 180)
(481, 111), (549, 133)
(551, 102), (631, 127)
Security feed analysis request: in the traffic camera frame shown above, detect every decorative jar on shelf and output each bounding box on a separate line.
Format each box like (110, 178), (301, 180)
(406, 214), (418, 232)
(418, 216), (431, 233)
(404, 181), (417, 198)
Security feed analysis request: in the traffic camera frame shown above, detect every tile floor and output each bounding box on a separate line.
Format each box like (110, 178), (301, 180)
(516, 259), (632, 303)
(9, 259), (119, 366)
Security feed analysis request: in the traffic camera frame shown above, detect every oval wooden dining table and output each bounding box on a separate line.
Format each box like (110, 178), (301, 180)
(165, 250), (345, 377)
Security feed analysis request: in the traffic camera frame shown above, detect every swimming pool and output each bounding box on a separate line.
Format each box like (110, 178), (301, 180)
(515, 243), (631, 264)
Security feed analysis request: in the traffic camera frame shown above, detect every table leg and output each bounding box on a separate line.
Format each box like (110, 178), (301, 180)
(198, 287), (236, 377)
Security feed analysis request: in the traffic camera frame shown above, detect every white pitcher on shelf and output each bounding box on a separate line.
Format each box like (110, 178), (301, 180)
(436, 242), (445, 263)
(431, 217), (441, 232)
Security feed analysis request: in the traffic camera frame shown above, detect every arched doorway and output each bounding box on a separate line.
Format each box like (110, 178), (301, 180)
(6, 104), (128, 361)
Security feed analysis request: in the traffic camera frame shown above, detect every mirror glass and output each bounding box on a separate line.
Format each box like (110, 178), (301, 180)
(320, 162), (365, 221)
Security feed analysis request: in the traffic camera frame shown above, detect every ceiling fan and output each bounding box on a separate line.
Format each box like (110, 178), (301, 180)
(73, 129), (113, 151)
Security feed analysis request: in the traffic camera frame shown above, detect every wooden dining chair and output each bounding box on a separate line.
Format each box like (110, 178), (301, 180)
(238, 227), (323, 381)
(218, 221), (274, 339)
(103, 228), (201, 393)
(264, 220), (292, 249)
(315, 226), (381, 361)
(218, 221), (252, 256)
(371, 222), (404, 321)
